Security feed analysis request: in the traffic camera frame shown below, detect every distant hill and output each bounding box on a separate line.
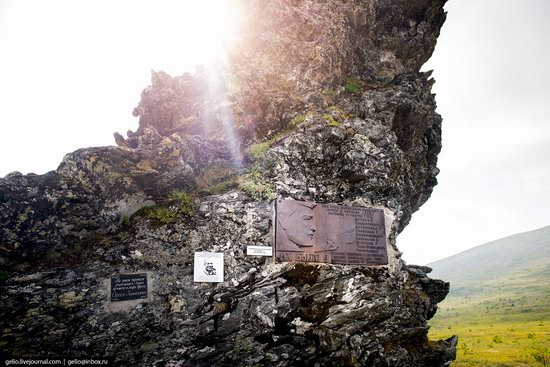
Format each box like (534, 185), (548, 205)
(427, 225), (550, 366)
(429, 225), (550, 296)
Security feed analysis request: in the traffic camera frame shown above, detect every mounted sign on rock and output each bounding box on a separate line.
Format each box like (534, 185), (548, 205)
(275, 199), (388, 265)
(110, 273), (148, 302)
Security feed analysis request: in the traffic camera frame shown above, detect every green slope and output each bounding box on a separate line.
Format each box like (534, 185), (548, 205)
(429, 225), (550, 296)
(426, 225), (550, 367)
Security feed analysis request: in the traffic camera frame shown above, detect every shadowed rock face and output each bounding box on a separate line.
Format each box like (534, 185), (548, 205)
(0, 0), (457, 366)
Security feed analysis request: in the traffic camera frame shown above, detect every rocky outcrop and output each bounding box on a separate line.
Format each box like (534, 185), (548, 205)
(0, 0), (456, 366)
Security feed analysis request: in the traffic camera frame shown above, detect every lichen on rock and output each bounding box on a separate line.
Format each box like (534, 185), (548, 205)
(0, 0), (456, 366)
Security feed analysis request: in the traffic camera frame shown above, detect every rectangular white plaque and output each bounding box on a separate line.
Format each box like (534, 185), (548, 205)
(194, 252), (224, 283)
(247, 246), (273, 257)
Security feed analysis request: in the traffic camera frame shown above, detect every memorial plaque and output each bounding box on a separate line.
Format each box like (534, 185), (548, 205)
(194, 252), (224, 283)
(275, 199), (388, 265)
(110, 273), (148, 302)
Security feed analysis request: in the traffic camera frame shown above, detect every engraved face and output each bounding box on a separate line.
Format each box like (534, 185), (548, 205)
(277, 201), (317, 248)
(299, 212), (316, 240)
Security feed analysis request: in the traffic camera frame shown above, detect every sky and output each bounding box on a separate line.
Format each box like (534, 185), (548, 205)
(0, 0), (548, 265)
(0, 0), (238, 175)
(399, 0), (550, 264)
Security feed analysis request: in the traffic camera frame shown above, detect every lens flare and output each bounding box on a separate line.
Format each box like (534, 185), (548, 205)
(150, 0), (243, 71)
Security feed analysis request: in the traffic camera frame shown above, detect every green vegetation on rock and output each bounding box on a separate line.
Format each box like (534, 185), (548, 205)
(323, 114), (341, 127)
(248, 141), (272, 161)
(199, 178), (239, 196)
(195, 163), (239, 197)
(239, 180), (274, 200)
(238, 166), (275, 200)
(168, 191), (195, 216)
(344, 79), (364, 96)
(322, 88), (337, 97)
(328, 105), (354, 119)
(247, 131), (289, 161)
(136, 205), (178, 224)
(121, 215), (131, 226)
(0, 270), (10, 283)
(134, 191), (196, 224)
(289, 114), (306, 127)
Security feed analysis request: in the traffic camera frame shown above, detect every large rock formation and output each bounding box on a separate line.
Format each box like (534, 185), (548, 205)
(0, 0), (457, 365)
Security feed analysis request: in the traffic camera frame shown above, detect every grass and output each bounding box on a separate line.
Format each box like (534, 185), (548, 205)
(237, 165), (275, 200)
(428, 226), (550, 366)
(198, 178), (239, 196)
(248, 107), (352, 162)
(288, 114), (306, 127)
(248, 140), (272, 161)
(135, 205), (178, 224)
(429, 269), (550, 366)
(133, 191), (196, 224)
(194, 162), (239, 197)
(247, 131), (289, 161)
(239, 180), (274, 200)
(168, 191), (195, 216)
(344, 79), (363, 96)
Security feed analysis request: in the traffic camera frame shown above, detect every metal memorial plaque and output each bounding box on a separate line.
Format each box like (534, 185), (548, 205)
(110, 273), (148, 302)
(275, 199), (388, 265)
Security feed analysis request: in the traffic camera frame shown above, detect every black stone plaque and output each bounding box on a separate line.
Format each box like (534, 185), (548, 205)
(110, 273), (148, 302)
(275, 199), (388, 265)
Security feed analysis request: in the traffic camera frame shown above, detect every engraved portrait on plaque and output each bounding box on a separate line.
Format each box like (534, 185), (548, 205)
(275, 199), (388, 265)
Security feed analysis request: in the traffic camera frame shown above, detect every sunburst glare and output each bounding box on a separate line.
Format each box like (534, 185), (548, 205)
(150, 0), (243, 71)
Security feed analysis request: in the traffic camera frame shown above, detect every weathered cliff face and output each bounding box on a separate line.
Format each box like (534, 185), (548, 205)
(0, 0), (456, 366)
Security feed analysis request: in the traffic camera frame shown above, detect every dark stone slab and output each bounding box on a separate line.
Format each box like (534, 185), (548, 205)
(275, 199), (388, 265)
(110, 273), (148, 302)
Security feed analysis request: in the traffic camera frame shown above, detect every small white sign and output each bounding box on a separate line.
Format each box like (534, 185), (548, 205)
(247, 246), (273, 257)
(194, 252), (224, 283)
